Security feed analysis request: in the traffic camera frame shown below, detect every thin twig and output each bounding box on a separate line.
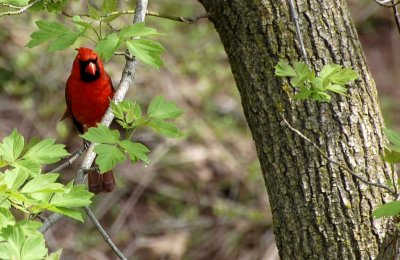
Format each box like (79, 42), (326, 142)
(374, 0), (400, 8)
(0, 0), (40, 17)
(47, 147), (85, 173)
(62, 9), (209, 24)
(39, 213), (63, 233)
(390, 0), (400, 35)
(288, 0), (309, 66)
(84, 206), (127, 260)
(114, 51), (132, 59)
(281, 115), (396, 195)
(146, 10), (209, 23)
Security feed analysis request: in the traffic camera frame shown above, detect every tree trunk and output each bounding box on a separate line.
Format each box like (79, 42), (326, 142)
(198, 0), (397, 258)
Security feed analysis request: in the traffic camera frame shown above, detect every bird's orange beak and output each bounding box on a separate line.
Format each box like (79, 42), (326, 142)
(85, 62), (96, 75)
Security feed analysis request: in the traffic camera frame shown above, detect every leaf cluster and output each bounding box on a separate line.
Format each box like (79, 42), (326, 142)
(25, 0), (164, 68)
(275, 61), (358, 102)
(81, 96), (183, 173)
(0, 129), (94, 259)
(0, 129), (93, 222)
(0, 214), (62, 260)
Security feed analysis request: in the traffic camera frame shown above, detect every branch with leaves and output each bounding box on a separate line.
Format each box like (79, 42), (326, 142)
(0, 0), (187, 259)
(0, 0), (40, 17)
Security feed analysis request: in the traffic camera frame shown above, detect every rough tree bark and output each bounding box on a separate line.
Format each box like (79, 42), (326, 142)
(198, 0), (398, 259)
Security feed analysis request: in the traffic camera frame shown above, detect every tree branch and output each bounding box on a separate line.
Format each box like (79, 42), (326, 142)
(40, 2), (149, 259)
(373, 0), (400, 8)
(84, 206), (127, 260)
(62, 9), (209, 24)
(0, 0), (40, 17)
(281, 115), (397, 195)
(390, 0), (400, 35)
(47, 147), (85, 173)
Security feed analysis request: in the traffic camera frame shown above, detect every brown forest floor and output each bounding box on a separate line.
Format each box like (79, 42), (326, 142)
(0, 1), (397, 259)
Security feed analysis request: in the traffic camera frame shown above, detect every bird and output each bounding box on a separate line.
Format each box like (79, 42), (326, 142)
(62, 47), (115, 193)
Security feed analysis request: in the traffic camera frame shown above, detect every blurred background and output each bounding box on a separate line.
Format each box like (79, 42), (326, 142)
(0, 0), (396, 259)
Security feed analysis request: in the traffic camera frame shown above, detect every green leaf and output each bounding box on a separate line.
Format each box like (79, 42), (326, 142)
(48, 31), (82, 51)
(4, 168), (27, 190)
(373, 201), (400, 218)
(125, 102), (142, 124)
(274, 61), (297, 77)
(20, 232), (48, 260)
(0, 225), (24, 259)
(102, 0), (118, 14)
(87, 2), (100, 20)
(148, 96), (183, 119)
(0, 208), (15, 229)
(51, 184), (93, 208)
(26, 20), (70, 48)
(0, 129), (24, 163)
(119, 23), (161, 38)
(81, 124), (120, 144)
(326, 84), (348, 95)
(111, 101), (124, 120)
(311, 77), (324, 91)
(46, 249), (62, 260)
(13, 159), (41, 177)
(290, 76), (307, 88)
(384, 128), (400, 148)
(24, 139), (68, 164)
(293, 87), (312, 100)
(95, 33), (120, 61)
(329, 68), (358, 85)
(319, 64), (358, 85)
(94, 144), (125, 173)
(148, 119), (182, 138)
(293, 62), (309, 79)
(48, 206), (84, 222)
(21, 173), (64, 193)
(119, 140), (150, 163)
(319, 64), (341, 79)
(126, 39), (164, 68)
(17, 220), (42, 236)
(72, 15), (93, 31)
(311, 91), (331, 102)
(45, 0), (67, 13)
(384, 147), (400, 163)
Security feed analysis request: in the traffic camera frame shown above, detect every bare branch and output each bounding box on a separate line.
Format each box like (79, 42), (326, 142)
(288, 0), (309, 66)
(84, 206), (127, 260)
(62, 9), (209, 24)
(390, 0), (400, 35)
(373, 0), (400, 8)
(47, 147), (85, 173)
(281, 115), (397, 195)
(0, 0), (40, 18)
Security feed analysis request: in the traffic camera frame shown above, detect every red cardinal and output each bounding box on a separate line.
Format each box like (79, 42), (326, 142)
(62, 47), (115, 193)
